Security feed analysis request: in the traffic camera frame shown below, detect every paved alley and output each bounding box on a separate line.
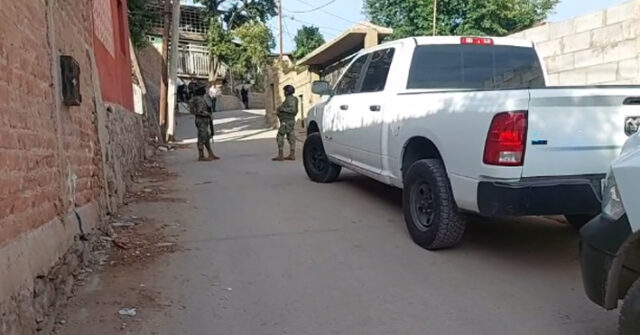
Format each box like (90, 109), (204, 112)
(59, 110), (617, 335)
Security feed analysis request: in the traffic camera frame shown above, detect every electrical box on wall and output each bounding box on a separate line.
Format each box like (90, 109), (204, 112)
(60, 55), (82, 106)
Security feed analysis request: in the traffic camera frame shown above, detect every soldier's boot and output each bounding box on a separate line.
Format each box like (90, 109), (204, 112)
(205, 143), (220, 160)
(198, 149), (208, 162)
(285, 149), (296, 161)
(272, 149), (285, 161)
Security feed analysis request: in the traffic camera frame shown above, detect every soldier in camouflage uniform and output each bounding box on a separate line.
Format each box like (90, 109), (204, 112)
(189, 83), (220, 161)
(273, 85), (299, 161)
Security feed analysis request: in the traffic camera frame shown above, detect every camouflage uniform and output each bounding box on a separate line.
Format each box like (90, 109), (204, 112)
(276, 95), (299, 150)
(190, 95), (212, 150)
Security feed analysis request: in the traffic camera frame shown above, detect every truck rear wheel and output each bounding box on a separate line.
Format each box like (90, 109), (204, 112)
(403, 159), (466, 250)
(303, 133), (341, 183)
(620, 278), (640, 335)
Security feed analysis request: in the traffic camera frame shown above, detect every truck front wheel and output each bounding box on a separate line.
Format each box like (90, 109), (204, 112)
(403, 159), (466, 250)
(620, 278), (640, 335)
(303, 133), (341, 183)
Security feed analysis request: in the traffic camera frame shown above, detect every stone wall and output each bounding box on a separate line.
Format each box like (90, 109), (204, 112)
(509, 0), (640, 85)
(0, 0), (153, 333)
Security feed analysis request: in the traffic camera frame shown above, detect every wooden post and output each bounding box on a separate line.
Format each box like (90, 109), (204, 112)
(432, 0), (438, 36)
(279, 0), (284, 59)
(166, 0), (181, 142)
(159, 0), (172, 133)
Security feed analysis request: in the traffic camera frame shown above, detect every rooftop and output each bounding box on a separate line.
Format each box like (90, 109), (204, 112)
(298, 22), (393, 69)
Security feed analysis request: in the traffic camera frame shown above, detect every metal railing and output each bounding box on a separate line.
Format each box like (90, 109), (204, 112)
(177, 44), (210, 78)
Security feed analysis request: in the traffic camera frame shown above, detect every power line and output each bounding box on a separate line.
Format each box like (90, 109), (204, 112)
(290, 0), (360, 26)
(282, 18), (296, 48)
(284, 14), (343, 33)
(286, 0), (338, 13)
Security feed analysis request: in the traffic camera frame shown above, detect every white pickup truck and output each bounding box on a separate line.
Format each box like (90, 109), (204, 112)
(302, 36), (640, 250)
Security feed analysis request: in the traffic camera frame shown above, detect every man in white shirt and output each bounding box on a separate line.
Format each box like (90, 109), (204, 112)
(208, 83), (221, 113)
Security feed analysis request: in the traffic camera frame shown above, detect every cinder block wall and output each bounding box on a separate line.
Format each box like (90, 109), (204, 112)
(509, 0), (640, 85)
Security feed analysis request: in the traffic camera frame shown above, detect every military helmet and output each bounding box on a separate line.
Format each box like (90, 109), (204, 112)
(193, 82), (207, 96)
(283, 85), (295, 95)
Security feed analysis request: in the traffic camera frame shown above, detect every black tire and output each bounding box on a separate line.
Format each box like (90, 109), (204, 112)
(620, 278), (640, 335)
(402, 159), (466, 250)
(303, 133), (341, 183)
(565, 215), (594, 230)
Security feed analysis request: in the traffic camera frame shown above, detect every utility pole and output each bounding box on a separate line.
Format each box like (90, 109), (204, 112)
(159, 0), (172, 134)
(166, 0), (181, 142)
(278, 0), (284, 59)
(432, 0), (438, 36)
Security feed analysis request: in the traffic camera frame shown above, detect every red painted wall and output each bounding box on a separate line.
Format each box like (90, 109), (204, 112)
(93, 0), (134, 110)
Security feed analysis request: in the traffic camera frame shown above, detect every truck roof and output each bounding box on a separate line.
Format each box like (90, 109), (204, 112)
(395, 36), (535, 48)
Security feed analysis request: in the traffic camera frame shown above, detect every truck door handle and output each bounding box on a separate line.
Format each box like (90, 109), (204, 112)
(370, 105), (381, 112)
(340, 105), (349, 111)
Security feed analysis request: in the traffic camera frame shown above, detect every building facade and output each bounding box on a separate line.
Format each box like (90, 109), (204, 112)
(265, 22), (392, 128)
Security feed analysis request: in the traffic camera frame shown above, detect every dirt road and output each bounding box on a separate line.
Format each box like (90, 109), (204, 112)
(58, 110), (617, 335)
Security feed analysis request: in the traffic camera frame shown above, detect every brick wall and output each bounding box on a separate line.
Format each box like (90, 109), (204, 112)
(0, 0), (65, 246)
(510, 0), (640, 85)
(0, 0), (152, 333)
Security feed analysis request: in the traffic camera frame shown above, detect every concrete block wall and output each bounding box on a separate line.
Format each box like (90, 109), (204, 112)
(509, 0), (640, 85)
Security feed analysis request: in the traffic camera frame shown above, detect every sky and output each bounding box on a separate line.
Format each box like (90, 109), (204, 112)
(185, 0), (632, 53)
(269, 0), (631, 53)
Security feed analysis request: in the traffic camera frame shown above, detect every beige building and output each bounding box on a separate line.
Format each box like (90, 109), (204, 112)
(265, 22), (392, 128)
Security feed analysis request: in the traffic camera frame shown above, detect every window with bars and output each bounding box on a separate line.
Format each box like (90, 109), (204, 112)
(147, 1), (208, 35)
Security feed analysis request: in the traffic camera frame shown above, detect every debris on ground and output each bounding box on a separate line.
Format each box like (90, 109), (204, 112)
(112, 221), (136, 227)
(118, 308), (137, 317)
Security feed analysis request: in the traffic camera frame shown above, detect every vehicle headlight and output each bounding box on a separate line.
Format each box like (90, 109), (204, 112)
(602, 170), (626, 220)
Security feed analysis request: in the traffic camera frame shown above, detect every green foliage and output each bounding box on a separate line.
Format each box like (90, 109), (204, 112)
(200, 0), (277, 82)
(293, 26), (325, 61)
(196, 0), (277, 28)
(128, 0), (159, 49)
(364, 0), (558, 38)
(231, 22), (276, 73)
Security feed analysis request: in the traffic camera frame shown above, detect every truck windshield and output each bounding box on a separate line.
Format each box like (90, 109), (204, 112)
(407, 44), (545, 90)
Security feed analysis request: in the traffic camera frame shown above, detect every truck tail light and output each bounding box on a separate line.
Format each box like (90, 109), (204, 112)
(461, 37), (494, 45)
(483, 111), (528, 166)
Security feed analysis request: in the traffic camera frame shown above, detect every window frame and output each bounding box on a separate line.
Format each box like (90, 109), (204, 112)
(359, 47), (396, 94)
(333, 53), (371, 96)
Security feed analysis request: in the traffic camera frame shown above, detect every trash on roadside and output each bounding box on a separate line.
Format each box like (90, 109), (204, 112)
(112, 221), (135, 227)
(158, 146), (169, 152)
(226, 287), (232, 291)
(118, 308), (137, 317)
(155, 242), (175, 247)
(113, 239), (131, 250)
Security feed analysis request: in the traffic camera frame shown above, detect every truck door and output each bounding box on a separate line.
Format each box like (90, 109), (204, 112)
(322, 54), (369, 163)
(348, 48), (395, 174)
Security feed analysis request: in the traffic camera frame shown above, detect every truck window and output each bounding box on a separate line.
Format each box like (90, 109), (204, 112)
(335, 55), (368, 95)
(360, 48), (395, 93)
(407, 45), (545, 89)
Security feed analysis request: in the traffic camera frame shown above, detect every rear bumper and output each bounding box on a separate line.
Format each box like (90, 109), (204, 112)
(477, 175), (604, 216)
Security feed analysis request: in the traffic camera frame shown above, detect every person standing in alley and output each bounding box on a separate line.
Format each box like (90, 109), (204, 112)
(190, 83), (220, 161)
(241, 85), (249, 109)
(272, 85), (299, 161)
(208, 81), (221, 113)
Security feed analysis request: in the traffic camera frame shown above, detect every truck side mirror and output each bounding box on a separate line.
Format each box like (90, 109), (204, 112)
(312, 80), (332, 96)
